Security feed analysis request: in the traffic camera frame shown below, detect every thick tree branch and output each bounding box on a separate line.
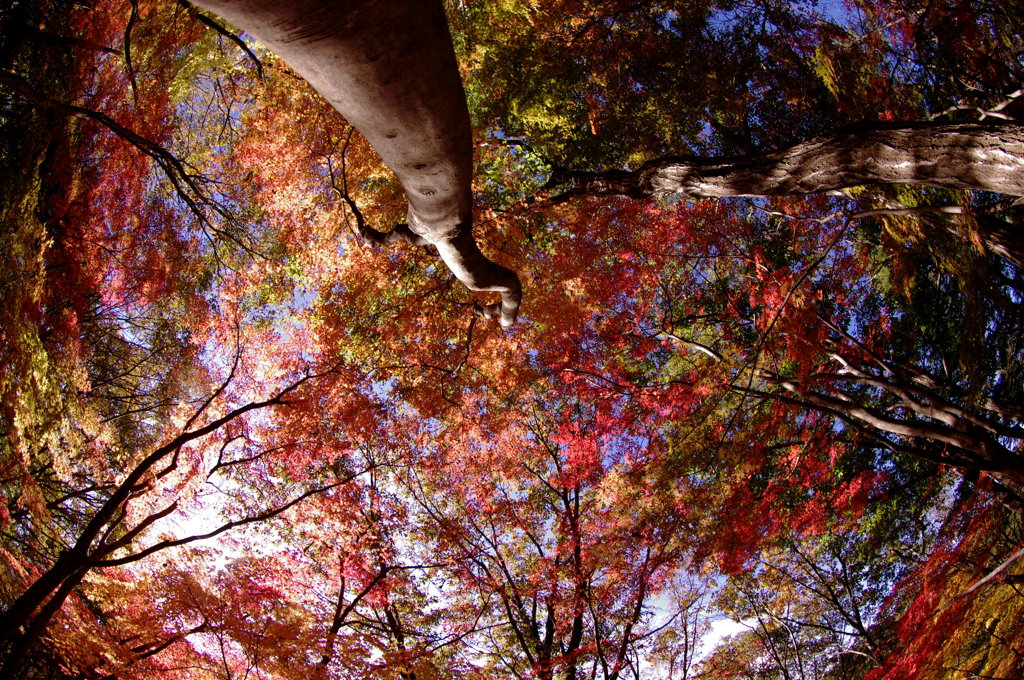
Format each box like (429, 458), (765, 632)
(194, 0), (522, 326)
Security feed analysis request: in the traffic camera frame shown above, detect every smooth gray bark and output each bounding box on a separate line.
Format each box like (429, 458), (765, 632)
(193, 0), (521, 325)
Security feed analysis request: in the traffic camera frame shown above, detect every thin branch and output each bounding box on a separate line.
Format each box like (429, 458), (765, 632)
(930, 87), (1022, 122)
(124, 0), (140, 105)
(326, 129), (431, 249)
(0, 71), (264, 264)
(96, 501), (179, 555)
(178, 0), (264, 79)
(936, 544), (1024, 614)
(851, 205), (965, 219)
(90, 465), (369, 567)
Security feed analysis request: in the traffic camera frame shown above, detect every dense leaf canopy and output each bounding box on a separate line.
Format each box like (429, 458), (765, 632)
(2, 1), (1023, 678)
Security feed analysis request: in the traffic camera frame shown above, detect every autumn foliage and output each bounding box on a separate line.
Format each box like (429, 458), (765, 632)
(2, 0), (1023, 678)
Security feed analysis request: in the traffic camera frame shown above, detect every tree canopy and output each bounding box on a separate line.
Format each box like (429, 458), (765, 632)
(2, 0), (1023, 678)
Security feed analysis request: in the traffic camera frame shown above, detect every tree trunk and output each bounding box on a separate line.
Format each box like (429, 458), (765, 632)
(192, 0), (521, 325)
(549, 123), (1024, 199)
(549, 122), (1024, 267)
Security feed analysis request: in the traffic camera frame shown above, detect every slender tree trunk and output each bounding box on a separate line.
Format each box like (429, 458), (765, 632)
(193, 0), (521, 325)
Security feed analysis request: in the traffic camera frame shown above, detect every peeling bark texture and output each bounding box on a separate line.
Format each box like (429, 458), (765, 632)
(549, 123), (1024, 200)
(193, 0), (521, 326)
(974, 214), (1024, 269)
